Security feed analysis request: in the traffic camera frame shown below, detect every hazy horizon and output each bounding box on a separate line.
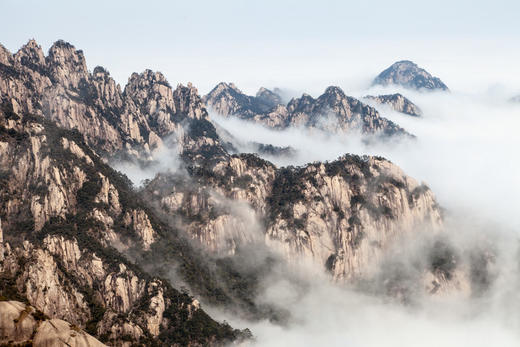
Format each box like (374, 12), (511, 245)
(3, 0), (520, 95)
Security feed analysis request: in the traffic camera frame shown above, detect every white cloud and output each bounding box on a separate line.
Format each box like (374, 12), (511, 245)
(213, 87), (520, 231)
(206, 85), (520, 346)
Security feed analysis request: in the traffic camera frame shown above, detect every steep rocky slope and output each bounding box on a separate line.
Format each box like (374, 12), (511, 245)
(0, 39), (475, 343)
(364, 93), (422, 117)
(142, 151), (480, 301)
(143, 153), (451, 284)
(205, 83), (410, 137)
(373, 60), (449, 91)
(202, 83), (279, 118)
(255, 87), (283, 109)
(0, 104), (247, 345)
(0, 300), (105, 346)
(0, 40), (227, 164)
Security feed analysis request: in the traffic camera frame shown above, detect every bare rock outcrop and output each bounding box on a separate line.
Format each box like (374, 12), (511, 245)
(255, 87), (283, 109)
(364, 93), (422, 117)
(145, 153), (443, 283)
(373, 60), (449, 91)
(0, 39), (227, 163)
(0, 105), (246, 345)
(205, 83), (410, 137)
(0, 300), (105, 346)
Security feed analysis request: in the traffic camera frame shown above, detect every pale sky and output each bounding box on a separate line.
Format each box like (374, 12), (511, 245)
(3, 0), (520, 94)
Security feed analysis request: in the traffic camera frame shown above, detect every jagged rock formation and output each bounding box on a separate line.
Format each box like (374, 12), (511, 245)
(364, 93), (422, 117)
(142, 153), (480, 301)
(373, 60), (449, 91)
(0, 40), (227, 163)
(0, 104), (247, 345)
(203, 83), (281, 118)
(144, 153), (445, 282)
(205, 83), (410, 137)
(1, 39), (474, 342)
(255, 87), (283, 109)
(0, 300), (105, 346)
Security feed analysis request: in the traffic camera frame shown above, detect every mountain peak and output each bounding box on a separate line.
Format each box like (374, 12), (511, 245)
(394, 60), (416, 67)
(93, 65), (110, 76)
(47, 40), (88, 88)
(373, 60), (449, 91)
(323, 86), (346, 98)
(213, 82), (241, 94)
(0, 43), (11, 65)
(255, 87), (282, 108)
(126, 69), (170, 91)
(364, 93), (422, 117)
(14, 39), (46, 68)
(47, 40), (85, 62)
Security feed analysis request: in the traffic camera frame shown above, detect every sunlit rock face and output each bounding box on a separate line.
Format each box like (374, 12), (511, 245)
(373, 60), (449, 91)
(364, 93), (422, 117)
(204, 83), (411, 137)
(0, 40), (227, 163)
(145, 152), (444, 285)
(0, 38), (475, 343)
(144, 149), (477, 299)
(0, 99), (245, 345)
(0, 300), (106, 346)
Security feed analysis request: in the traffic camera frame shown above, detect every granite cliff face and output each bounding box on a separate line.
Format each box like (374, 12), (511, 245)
(143, 153), (448, 281)
(0, 104), (245, 345)
(205, 84), (410, 137)
(0, 40), (226, 164)
(202, 83), (278, 117)
(373, 60), (449, 91)
(143, 153), (477, 299)
(0, 39), (475, 344)
(0, 300), (105, 346)
(364, 93), (422, 117)
(255, 87), (283, 109)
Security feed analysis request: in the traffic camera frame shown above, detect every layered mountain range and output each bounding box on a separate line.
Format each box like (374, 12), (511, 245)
(0, 40), (479, 346)
(363, 93), (422, 117)
(204, 82), (410, 137)
(0, 40), (227, 164)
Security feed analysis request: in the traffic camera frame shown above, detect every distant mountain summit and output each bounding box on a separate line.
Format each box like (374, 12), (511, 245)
(364, 93), (422, 117)
(204, 83), (411, 137)
(255, 87), (283, 109)
(373, 60), (449, 91)
(203, 83), (281, 117)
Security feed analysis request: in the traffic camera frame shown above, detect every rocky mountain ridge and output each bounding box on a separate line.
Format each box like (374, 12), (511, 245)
(364, 93), (422, 117)
(0, 103), (247, 345)
(205, 83), (410, 137)
(142, 152), (458, 288)
(0, 39), (479, 345)
(0, 39), (227, 164)
(0, 300), (105, 346)
(373, 60), (449, 91)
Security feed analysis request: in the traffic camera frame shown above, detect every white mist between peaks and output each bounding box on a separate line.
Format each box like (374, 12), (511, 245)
(205, 88), (520, 346)
(211, 88), (520, 232)
(109, 79), (520, 346)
